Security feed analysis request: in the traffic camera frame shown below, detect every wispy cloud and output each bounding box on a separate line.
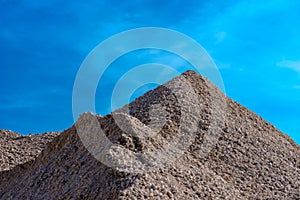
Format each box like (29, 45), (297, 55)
(214, 31), (227, 44)
(293, 85), (300, 89)
(276, 60), (300, 73)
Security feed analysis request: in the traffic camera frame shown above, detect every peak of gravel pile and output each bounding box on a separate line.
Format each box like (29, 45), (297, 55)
(0, 129), (59, 171)
(0, 70), (299, 199)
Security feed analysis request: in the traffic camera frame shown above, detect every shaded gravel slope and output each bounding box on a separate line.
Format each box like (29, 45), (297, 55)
(0, 130), (59, 171)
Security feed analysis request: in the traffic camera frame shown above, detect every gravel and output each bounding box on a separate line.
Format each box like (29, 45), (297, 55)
(0, 70), (299, 199)
(0, 130), (59, 171)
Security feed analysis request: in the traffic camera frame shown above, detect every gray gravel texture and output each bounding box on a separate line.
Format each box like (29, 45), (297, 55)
(0, 70), (299, 199)
(0, 130), (59, 171)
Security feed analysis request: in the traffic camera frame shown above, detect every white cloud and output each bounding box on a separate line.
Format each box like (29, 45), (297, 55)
(276, 60), (300, 73)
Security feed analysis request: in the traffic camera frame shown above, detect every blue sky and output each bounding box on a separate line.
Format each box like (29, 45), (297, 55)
(0, 0), (299, 144)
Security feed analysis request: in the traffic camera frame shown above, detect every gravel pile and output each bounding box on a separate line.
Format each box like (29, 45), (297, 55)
(0, 129), (59, 171)
(0, 70), (299, 199)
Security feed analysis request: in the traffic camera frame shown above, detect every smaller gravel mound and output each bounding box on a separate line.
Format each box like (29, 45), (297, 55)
(0, 129), (60, 171)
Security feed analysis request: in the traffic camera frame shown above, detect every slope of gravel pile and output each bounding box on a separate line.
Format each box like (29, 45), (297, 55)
(0, 129), (59, 171)
(0, 70), (299, 199)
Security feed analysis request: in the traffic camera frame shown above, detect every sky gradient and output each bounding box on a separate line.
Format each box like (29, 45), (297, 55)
(1, 0), (299, 144)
